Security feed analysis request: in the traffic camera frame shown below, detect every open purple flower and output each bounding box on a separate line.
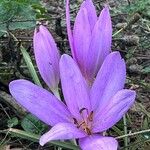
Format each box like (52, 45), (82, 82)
(9, 52), (136, 150)
(66, 0), (112, 83)
(33, 25), (60, 92)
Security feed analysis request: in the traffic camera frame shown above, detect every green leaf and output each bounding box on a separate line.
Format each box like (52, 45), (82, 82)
(0, 128), (79, 150)
(21, 114), (46, 134)
(142, 66), (150, 74)
(142, 117), (150, 139)
(0, 0), (42, 36)
(121, 0), (150, 16)
(20, 46), (41, 86)
(7, 117), (19, 128)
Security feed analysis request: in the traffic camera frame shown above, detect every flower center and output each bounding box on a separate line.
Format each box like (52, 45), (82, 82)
(73, 108), (94, 135)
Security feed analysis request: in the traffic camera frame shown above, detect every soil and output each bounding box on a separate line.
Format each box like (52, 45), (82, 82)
(0, 0), (150, 149)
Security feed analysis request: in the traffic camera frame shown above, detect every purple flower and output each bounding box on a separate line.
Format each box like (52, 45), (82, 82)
(33, 25), (60, 92)
(9, 52), (136, 150)
(66, 0), (112, 83)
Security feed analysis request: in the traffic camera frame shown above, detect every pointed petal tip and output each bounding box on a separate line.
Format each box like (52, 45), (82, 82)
(34, 25), (50, 36)
(126, 89), (136, 102)
(61, 54), (69, 59)
(90, 51), (126, 111)
(39, 25), (47, 31)
(60, 54), (71, 63)
(102, 5), (110, 12)
(92, 89), (136, 132)
(34, 27), (38, 34)
(132, 90), (136, 97)
(39, 138), (45, 146)
(121, 89), (136, 100)
(108, 51), (122, 60)
(34, 25), (46, 35)
(98, 5), (111, 23)
(104, 4), (109, 9)
(111, 51), (120, 55)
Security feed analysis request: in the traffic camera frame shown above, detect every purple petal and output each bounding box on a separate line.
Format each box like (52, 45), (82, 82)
(66, 0), (74, 57)
(73, 5), (91, 79)
(60, 54), (90, 119)
(79, 135), (118, 150)
(84, 0), (97, 31)
(33, 25), (60, 91)
(90, 52), (126, 111)
(93, 89), (136, 132)
(9, 79), (71, 126)
(85, 7), (112, 81)
(40, 122), (86, 146)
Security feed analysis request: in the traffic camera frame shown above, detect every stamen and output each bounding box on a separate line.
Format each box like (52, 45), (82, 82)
(84, 127), (92, 135)
(88, 111), (94, 122)
(79, 108), (88, 114)
(75, 108), (93, 135)
(77, 121), (85, 128)
(73, 118), (78, 125)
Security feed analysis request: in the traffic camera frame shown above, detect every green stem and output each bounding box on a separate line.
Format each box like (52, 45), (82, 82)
(123, 115), (128, 149)
(52, 88), (61, 100)
(116, 128), (150, 139)
(112, 126), (123, 136)
(112, 28), (124, 37)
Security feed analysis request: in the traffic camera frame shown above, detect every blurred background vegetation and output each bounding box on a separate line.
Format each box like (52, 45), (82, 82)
(0, 0), (150, 149)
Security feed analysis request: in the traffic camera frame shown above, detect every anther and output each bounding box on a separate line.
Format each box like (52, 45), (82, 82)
(88, 111), (94, 122)
(84, 127), (92, 135)
(79, 108), (87, 114)
(79, 108), (89, 116)
(73, 118), (78, 125)
(77, 121), (86, 128)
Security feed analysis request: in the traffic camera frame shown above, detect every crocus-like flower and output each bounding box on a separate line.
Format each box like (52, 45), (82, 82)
(33, 25), (60, 92)
(9, 52), (136, 150)
(66, 0), (112, 83)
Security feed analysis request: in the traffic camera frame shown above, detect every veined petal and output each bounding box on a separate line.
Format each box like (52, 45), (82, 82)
(73, 5), (91, 78)
(40, 122), (86, 146)
(9, 79), (71, 126)
(93, 89), (136, 132)
(90, 52), (126, 111)
(84, 0), (97, 31)
(60, 54), (90, 119)
(66, 0), (74, 57)
(79, 135), (118, 150)
(33, 25), (60, 91)
(85, 6), (112, 81)
(66, 0), (96, 81)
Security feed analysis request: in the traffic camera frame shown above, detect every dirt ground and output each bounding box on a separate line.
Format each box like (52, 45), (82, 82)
(0, 0), (150, 149)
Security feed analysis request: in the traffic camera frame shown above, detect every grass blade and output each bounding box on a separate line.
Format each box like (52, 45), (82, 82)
(1, 128), (79, 150)
(20, 46), (42, 86)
